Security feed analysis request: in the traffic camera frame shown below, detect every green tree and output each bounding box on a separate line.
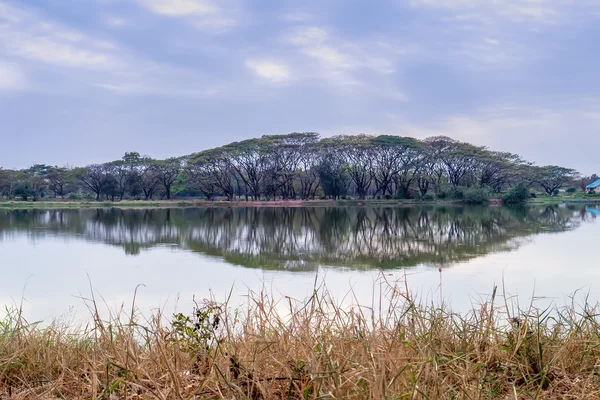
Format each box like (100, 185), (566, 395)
(533, 165), (579, 195)
(318, 152), (349, 199)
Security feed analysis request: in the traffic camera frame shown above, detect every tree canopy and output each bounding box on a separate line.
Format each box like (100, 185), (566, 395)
(0, 133), (582, 202)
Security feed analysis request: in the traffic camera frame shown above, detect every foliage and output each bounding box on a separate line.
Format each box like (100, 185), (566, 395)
(533, 165), (579, 195)
(0, 133), (580, 202)
(463, 186), (490, 205)
(503, 184), (531, 205)
(4, 285), (600, 398)
(318, 152), (349, 199)
(566, 187), (577, 194)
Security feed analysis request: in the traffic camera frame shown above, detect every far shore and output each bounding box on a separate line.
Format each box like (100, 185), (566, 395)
(0, 198), (464, 209)
(0, 196), (570, 209)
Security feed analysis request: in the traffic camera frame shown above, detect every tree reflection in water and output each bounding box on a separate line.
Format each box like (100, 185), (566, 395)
(0, 205), (593, 271)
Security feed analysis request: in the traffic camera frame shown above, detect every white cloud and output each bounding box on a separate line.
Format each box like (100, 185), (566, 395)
(107, 17), (128, 27)
(288, 27), (328, 46)
(285, 26), (406, 95)
(136, 0), (218, 17)
(410, 0), (562, 23)
(0, 2), (224, 97)
(0, 62), (27, 91)
(0, 3), (116, 69)
(246, 59), (290, 83)
(134, 0), (238, 32)
(281, 11), (312, 23)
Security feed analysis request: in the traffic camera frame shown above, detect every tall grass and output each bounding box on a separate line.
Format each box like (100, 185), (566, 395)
(2, 279), (600, 399)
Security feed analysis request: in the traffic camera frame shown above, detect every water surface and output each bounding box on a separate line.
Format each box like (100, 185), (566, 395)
(1, 205), (598, 320)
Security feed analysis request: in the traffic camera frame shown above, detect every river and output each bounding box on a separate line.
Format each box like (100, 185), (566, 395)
(0, 204), (598, 321)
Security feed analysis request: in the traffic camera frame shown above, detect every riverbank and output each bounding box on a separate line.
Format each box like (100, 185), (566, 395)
(0, 198), (465, 209)
(1, 285), (599, 399)
(0, 195), (586, 209)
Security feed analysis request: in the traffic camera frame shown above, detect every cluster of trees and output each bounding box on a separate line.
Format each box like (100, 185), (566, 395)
(0, 133), (585, 201)
(0, 152), (181, 201)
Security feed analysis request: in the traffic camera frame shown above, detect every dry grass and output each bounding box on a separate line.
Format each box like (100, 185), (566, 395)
(2, 279), (600, 399)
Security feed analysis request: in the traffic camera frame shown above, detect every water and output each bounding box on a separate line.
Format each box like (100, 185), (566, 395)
(0, 205), (598, 321)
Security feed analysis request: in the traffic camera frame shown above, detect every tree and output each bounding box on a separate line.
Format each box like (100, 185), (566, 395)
(318, 152), (349, 199)
(188, 148), (236, 201)
(156, 158), (181, 200)
(225, 139), (271, 200)
(533, 165), (579, 195)
(297, 141), (322, 200)
(331, 135), (373, 200)
(46, 167), (71, 198)
(12, 171), (36, 201)
(136, 158), (161, 200)
(262, 132), (320, 200)
(0, 169), (18, 199)
(426, 136), (482, 187)
(78, 164), (111, 200)
(475, 150), (526, 193)
(105, 160), (131, 200)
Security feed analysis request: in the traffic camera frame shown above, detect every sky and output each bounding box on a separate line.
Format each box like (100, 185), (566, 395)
(0, 0), (599, 173)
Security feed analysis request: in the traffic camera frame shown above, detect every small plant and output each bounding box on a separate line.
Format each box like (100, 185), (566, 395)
(566, 187), (577, 194)
(552, 189), (560, 196)
(423, 194), (435, 201)
(504, 184), (530, 205)
(376, 195), (381, 200)
(450, 188), (465, 200)
(463, 187), (490, 205)
(384, 194), (393, 200)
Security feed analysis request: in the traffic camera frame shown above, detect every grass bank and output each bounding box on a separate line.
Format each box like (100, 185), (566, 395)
(2, 284), (600, 399)
(0, 198), (463, 210)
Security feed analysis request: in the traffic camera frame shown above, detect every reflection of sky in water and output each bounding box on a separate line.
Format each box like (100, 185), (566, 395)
(0, 206), (598, 322)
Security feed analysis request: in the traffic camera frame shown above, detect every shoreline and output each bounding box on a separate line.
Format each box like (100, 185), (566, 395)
(0, 198), (467, 209)
(0, 196), (582, 209)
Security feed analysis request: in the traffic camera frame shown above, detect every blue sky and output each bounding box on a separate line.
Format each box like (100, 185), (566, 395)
(0, 0), (599, 173)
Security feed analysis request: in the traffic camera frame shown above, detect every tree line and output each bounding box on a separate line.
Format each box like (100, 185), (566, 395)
(0, 133), (589, 202)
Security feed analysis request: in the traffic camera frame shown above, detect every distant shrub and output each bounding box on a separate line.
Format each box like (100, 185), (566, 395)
(552, 189), (560, 196)
(376, 195), (381, 200)
(341, 196), (347, 200)
(384, 194), (393, 200)
(450, 188), (465, 200)
(437, 192), (448, 200)
(566, 187), (577, 194)
(530, 192), (537, 198)
(463, 187), (490, 205)
(393, 186), (408, 200)
(503, 184), (530, 205)
(423, 194), (435, 201)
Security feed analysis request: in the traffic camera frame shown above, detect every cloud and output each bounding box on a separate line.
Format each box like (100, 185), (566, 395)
(284, 26), (407, 98)
(409, 0), (563, 23)
(281, 11), (312, 23)
(107, 17), (128, 27)
(0, 3), (116, 69)
(134, 0), (238, 32)
(0, 62), (27, 91)
(136, 0), (218, 16)
(0, 2), (224, 97)
(245, 59), (290, 83)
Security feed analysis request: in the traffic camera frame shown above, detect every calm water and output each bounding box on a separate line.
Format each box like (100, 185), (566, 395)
(1, 205), (599, 321)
